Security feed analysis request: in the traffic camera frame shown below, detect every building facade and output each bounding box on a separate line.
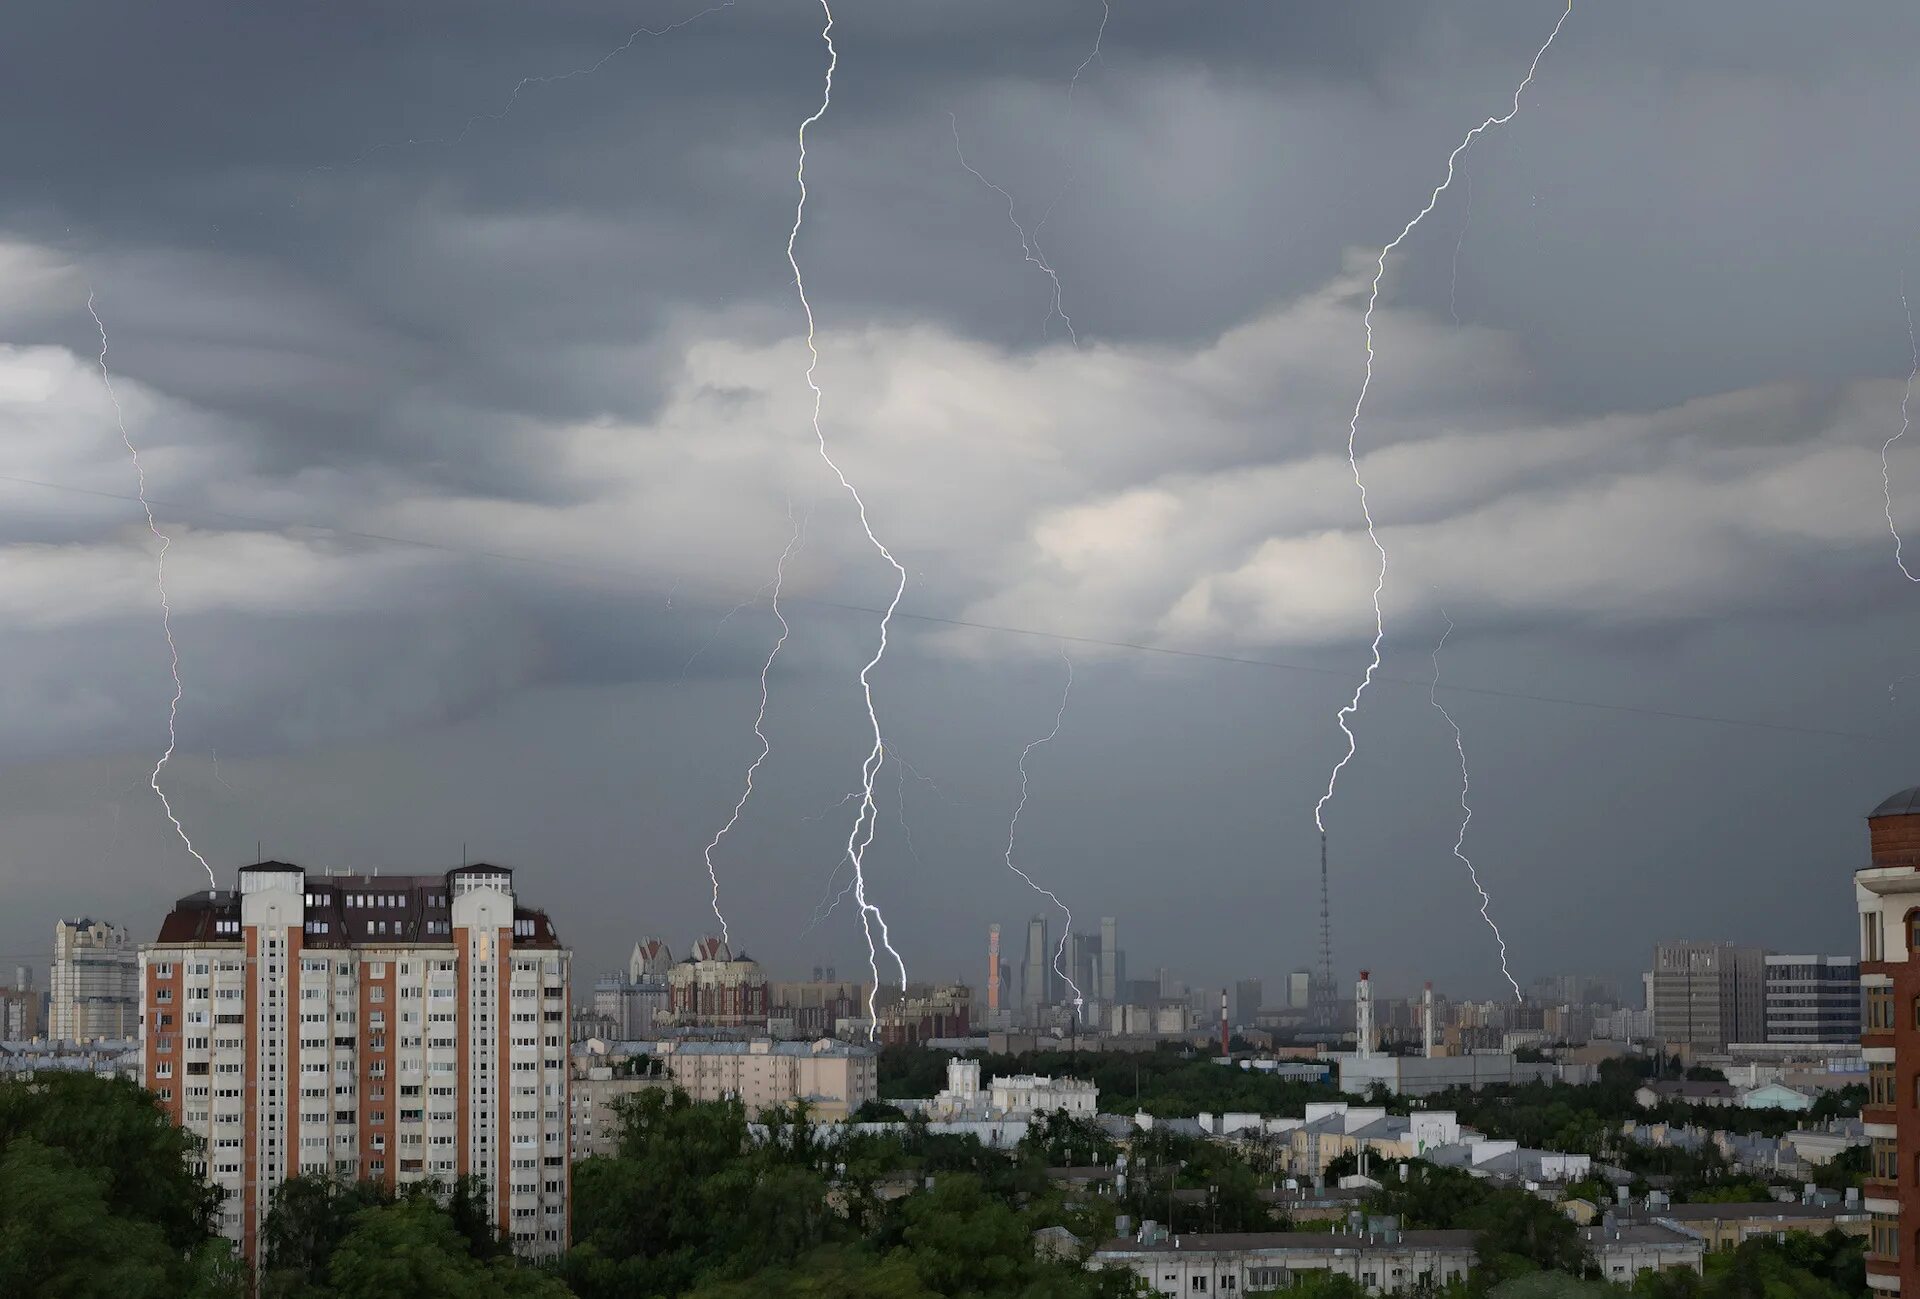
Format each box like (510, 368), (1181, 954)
(591, 938), (672, 1039)
(1856, 786), (1920, 1294)
(1651, 940), (1767, 1052)
(662, 937), (768, 1032)
(1764, 955), (1860, 1044)
(650, 1037), (876, 1119)
(140, 862), (571, 1261)
(51, 918), (137, 1041)
(1022, 915), (1052, 1019)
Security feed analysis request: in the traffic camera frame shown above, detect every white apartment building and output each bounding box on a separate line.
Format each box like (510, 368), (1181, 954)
(140, 862), (571, 1262)
(51, 918), (138, 1041)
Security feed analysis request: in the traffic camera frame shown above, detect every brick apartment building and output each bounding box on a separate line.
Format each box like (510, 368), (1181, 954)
(140, 862), (571, 1261)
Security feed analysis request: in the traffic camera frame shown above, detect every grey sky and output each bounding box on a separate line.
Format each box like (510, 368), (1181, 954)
(1, 1), (1916, 1004)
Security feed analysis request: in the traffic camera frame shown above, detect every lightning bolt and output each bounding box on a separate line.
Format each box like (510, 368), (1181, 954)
(1314, 3), (1573, 837)
(698, 501), (802, 947)
(949, 2), (1107, 346)
(789, 0), (908, 1035)
(1429, 614), (1519, 1001)
(1002, 649), (1083, 1009)
(950, 116), (1078, 347)
(1881, 281), (1919, 581)
(88, 292), (216, 891)
(1449, 166), (1472, 326)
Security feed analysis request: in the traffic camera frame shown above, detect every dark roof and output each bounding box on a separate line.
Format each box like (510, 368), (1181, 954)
(154, 891), (242, 945)
(1633, 1201), (1855, 1222)
(1872, 787), (1920, 818)
(238, 860), (305, 873)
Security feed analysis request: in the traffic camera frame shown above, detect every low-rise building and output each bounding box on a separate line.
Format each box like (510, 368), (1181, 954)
(926, 1058), (1098, 1119)
(1635, 1080), (1739, 1109)
(1338, 1053), (1559, 1096)
(1631, 1199), (1868, 1250)
(1089, 1226), (1478, 1295)
(650, 1037), (876, 1119)
(1583, 1220), (1705, 1283)
(567, 1058), (671, 1159)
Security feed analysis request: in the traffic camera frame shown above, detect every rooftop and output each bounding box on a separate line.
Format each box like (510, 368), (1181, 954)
(1095, 1230), (1478, 1256)
(1871, 786), (1920, 818)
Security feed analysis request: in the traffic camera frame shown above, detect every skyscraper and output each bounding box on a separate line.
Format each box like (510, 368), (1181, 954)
(1099, 916), (1119, 1005)
(1234, 979), (1263, 1026)
(51, 917), (137, 1041)
(140, 862), (571, 1261)
(1021, 915), (1050, 1018)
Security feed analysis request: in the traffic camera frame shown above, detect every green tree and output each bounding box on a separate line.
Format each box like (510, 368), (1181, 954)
(327, 1198), (571, 1299)
(0, 1136), (189, 1298)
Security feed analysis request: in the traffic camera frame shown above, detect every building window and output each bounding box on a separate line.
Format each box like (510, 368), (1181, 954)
(1872, 1062), (1896, 1105)
(1867, 986), (1894, 1032)
(1191, 1279), (1208, 1293)
(1872, 1214), (1900, 1259)
(1874, 1137), (1898, 1180)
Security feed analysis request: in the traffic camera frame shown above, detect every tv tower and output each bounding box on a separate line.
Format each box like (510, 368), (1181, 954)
(1313, 831), (1337, 1032)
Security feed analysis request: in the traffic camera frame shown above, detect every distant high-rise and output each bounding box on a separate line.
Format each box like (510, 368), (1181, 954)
(1234, 979), (1263, 1026)
(987, 925), (1001, 1013)
(51, 918), (136, 1041)
(1021, 915), (1050, 1017)
(1099, 917), (1119, 1005)
(1287, 969), (1313, 1010)
(1650, 940), (1767, 1051)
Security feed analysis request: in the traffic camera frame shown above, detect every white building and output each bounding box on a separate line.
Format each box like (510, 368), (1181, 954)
(1090, 1226), (1478, 1295)
(140, 862), (571, 1262)
(51, 918), (137, 1041)
(1338, 1052), (1559, 1097)
(928, 1058), (1097, 1119)
(1583, 1221), (1705, 1283)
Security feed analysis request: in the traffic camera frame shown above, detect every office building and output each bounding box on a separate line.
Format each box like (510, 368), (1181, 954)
(1022, 915), (1051, 1018)
(1099, 916), (1120, 1005)
(140, 862), (571, 1261)
(1764, 955), (1860, 1044)
(1857, 785), (1920, 1293)
(51, 919), (138, 1042)
(0, 967), (43, 1039)
(1651, 940), (1767, 1052)
(1288, 969), (1313, 1010)
(1235, 979), (1264, 1027)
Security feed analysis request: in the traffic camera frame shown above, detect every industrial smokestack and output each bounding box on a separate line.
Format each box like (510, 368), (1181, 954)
(1422, 981), (1434, 1059)
(1220, 987), (1230, 1057)
(987, 925), (1001, 1013)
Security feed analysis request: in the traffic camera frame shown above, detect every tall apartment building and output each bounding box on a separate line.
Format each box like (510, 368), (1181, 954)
(1857, 786), (1920, 1293)
(140, 862), (571, 1262)
(1235, 979), (1264, 1027)
(51, 918), (138, 1041)
(1764, 955), (1860, 1044)
(1650, 940), (1766, 1052)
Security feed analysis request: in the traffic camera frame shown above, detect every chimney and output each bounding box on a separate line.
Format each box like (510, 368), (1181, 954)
(1422, 982), (1434, 1058)
(1220, 987), (1230, 1057)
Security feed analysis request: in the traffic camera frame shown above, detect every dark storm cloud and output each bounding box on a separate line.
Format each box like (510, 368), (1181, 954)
(3, 1), (1919, 1002)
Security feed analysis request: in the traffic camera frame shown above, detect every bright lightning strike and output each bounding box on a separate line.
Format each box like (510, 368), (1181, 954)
(1881, 282), (1919, 582)
(1429, 615), (1519, 1001)
(88, 292), (216, 892)
(1314, 3), (1573, 837)
(789, 0), (908, 1035)
(698, 502), (802, 947)
(950, 116), (1078, 347)
(1002, 650), (1084, 1009)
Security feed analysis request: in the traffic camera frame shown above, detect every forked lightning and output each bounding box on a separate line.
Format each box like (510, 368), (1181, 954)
(789, 0), (908, 1033)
